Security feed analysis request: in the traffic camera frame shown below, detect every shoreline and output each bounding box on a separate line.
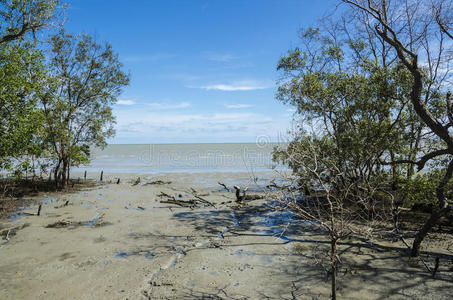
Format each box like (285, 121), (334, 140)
(1, 173), (452, 299)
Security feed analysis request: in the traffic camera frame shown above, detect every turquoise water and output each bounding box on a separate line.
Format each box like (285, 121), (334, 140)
(72, 143), (287, 174)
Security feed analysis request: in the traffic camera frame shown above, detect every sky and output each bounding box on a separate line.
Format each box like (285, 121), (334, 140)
(65, 0), (337, 144)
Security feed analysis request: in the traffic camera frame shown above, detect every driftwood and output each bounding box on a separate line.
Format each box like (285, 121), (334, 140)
(116, 178), (120, 184)
(46, 220), (71, 228)
(234, 186), (247, 203)
(46, 213), (107, 228)
(244, 194), (264, 200)
(100, 171), (104, 182)
(189, 188), (215, 207)
(37, 204), (42, 216)
(158, 191), (215, 208)
(1, 223), (29, 240)
(233, 186), (264, 203)
(218, 182), (230, 192)
(160, 199), (194, 207)
(132, 177), (141, 186)
(84, 171), (87, 180)
(158, 192), (175, 200)
(146, 180), (171, 185)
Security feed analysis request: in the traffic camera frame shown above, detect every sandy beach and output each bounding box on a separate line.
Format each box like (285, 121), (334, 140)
(1, 172), (452, 299)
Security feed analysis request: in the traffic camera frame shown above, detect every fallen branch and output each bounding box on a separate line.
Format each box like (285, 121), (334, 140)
(234, 186), (247, 203)
(146, 180), (171, 185)
(159, 191), (215, 208)
(46, 220), (71, 228)
(189, 188), (215, 207)
(193, 195), (215, 208)
(1, 223), (30, 240)
(158, 192), (176, 200)
(132, 177), (141, 186)
(160, 199), (193, 207)
(233, 186), (264, 202)
(218, 182), (230, 192)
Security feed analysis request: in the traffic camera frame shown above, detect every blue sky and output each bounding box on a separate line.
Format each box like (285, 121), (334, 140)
(65, 0), (336, 144)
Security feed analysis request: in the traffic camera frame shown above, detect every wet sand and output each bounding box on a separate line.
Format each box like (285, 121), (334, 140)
(1, 172), (452, 299)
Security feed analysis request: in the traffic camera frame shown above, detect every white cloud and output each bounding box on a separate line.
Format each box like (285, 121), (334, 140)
(112, 107), (291, 143)
(199, 81), (271, 91)
(117, 99), (136, 105)
(147, 101), (191, 110)
(286, 108), (296, 113)
(225, 104), (253, 109)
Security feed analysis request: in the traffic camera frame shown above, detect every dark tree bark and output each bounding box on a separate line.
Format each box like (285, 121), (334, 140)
(411, 159), (453, 256)
(331, 237), (338, 300)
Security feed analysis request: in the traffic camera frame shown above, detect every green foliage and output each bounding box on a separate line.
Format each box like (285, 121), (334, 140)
(399, 170), (453, 208)
(276, 28), (419, 181)
(275, 26), (446, 212)
(0, 0), (61, 44)
(40, 30), (129, 185)
(0, 41), (46, 169)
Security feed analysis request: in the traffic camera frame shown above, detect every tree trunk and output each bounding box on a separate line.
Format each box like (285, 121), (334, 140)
(54, 159), (61, 189)
(390, 150), (397, 190)
(331, 237), (338, 300)
(411, 206), (450, 256)
(411, 159), (453, 256)
(60, 159), (68, 188)
(66, 159), (70, 184)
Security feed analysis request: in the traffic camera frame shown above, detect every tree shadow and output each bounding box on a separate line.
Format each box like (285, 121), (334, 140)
(164, 201), (453, 299)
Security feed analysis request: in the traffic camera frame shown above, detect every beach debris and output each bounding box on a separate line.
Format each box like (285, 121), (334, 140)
(146, 180), (171, 185)
(132, 177), (141, 186)
(158, 191), (215, 208)
(84, 170), (87, 180)
(1, 223), (30, 241)
(189, 188), (215, 207)
(234, 186), (248, 203)
(189, 187), (209, 197)
(100, 171), (104, 182)
(37, 204), (42, 216)
(233, 186), (264, 203)
(158, 192), (174, 199)
(218, 182), (230, 192)
(46, 220), (71, 228)
(137, 206), (145, 211)
(116, 178), (120, 184)
(46, 213), (109, 228)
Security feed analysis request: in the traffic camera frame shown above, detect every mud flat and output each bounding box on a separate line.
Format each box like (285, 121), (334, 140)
(1, 172), (452, 299)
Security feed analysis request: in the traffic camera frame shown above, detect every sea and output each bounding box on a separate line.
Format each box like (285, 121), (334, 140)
(72, 143), (288, 174)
